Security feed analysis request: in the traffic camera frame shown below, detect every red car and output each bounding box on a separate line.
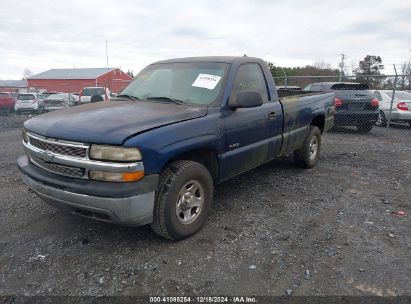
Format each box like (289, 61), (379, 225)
(0, 92), (16, 113)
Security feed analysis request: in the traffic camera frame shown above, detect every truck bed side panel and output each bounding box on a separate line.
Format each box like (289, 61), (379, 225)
(279, 92), (334, 155)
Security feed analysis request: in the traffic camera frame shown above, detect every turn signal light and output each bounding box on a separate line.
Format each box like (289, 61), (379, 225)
(89, 170), (145, 182)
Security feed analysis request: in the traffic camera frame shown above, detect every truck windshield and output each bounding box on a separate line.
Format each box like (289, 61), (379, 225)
(120, 62), (229, 105)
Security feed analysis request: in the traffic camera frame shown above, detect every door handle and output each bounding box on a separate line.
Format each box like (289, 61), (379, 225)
(268, 111), (276, 120)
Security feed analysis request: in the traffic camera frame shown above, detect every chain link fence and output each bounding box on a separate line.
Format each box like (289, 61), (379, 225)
(275, 74), (411, 133)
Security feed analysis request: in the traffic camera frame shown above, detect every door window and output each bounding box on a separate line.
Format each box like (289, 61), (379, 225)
(230, 64), (269, 103)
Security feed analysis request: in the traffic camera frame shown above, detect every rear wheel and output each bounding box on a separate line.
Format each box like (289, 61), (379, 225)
(294, 126), (321, 169)
(151, 160), (213, 240)
(375, 110), (386, 127)
(357, 122), (373, 134)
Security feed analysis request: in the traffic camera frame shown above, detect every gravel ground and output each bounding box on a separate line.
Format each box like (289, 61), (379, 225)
(0, 113), (410, 297)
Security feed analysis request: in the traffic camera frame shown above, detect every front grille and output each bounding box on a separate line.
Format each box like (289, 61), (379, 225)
(29, 136), (87, 158)
(31, 155), (85, 178)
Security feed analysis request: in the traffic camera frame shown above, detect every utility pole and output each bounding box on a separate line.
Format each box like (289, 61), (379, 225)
(387, 64), (398, 128)
(338, 53), (346, 82)
(105, 40), (110, 92)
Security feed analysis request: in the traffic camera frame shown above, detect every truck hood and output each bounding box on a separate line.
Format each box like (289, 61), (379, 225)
(24, 100), (208, 145)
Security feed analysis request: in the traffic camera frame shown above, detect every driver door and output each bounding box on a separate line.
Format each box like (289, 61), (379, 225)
(221, 63), (282, 179)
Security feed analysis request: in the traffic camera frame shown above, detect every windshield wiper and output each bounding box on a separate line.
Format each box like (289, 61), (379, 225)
(146, 96), (184, 105)
(115, 94), (140, 101)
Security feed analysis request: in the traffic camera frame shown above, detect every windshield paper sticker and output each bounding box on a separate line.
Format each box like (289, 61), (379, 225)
(192, 74), (221, 90)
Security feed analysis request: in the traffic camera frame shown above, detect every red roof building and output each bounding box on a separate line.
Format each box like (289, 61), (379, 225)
(28, 68), (133, 94)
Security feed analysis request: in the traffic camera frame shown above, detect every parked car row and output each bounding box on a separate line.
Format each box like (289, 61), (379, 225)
(301, 82), (411, 131)
(12, 92), (81, 114)
(3, 86), (115, 115)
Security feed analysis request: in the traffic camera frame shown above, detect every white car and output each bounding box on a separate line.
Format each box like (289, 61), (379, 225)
(372, 90), (411, 127)
(14, 93), (45, 114)
(79, 87), (111, 103)
(43, 93), (78, 111)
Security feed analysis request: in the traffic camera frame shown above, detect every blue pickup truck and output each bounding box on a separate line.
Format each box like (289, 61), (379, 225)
(18, 56), (334, 240)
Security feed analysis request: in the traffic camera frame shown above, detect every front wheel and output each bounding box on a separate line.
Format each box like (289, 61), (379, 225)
(151, 160), (213, 240)
(294, 126), (321, 169)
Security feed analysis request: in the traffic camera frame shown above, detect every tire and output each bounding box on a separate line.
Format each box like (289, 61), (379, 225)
(357, 123), (373, 134)
(151, 160), (214, 240)
(294, 126), (321, 169)
(375, 111), (386, 127)
(90, 94), (104, 103)
(15, 110), (20, 115)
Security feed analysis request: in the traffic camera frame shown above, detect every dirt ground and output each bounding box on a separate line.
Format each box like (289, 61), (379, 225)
(0, 113), (410, 297)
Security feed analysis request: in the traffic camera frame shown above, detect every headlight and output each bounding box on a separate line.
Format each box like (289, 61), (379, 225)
(22, 129), (29, 143)
(89, 170), (144, 182)
(89, 145), (142, 161)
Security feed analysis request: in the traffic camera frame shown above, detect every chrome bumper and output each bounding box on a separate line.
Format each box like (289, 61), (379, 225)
(21, 173), (155, 226)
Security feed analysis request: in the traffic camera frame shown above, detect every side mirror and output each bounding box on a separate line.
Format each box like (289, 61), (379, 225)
(229, 91), (263, 109)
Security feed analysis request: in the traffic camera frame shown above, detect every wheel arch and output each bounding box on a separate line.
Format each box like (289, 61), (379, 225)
(310, 114), (325, 133)
(162, 148), (219, 183)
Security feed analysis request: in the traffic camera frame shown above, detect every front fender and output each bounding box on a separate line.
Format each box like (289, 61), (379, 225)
(123, 112), (222, 174)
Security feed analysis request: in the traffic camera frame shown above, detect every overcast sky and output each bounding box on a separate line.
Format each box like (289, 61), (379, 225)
(0, 0), (410, 79)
